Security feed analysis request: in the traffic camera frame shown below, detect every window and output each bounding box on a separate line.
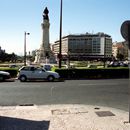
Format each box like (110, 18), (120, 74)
(21, 66), (31, 71)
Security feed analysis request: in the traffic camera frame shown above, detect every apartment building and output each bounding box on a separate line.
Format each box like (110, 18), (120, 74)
(52, 33), (112, 60)
(112, 41), (128, 60)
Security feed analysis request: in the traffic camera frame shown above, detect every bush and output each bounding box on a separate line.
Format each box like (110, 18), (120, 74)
(55, 68), (129, 79)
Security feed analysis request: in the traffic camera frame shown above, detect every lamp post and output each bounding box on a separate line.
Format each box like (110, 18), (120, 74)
(104, 37), (106, 68)
(24, 31), (30, 66)
(59, 0), (63, 68)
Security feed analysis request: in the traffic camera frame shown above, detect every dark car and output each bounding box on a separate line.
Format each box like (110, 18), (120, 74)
(0, 71), (11, 82)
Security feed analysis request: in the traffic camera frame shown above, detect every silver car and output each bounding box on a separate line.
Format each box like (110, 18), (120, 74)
(18, 66), (60, 82)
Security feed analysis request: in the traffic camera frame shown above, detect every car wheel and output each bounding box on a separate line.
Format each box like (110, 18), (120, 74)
(0, 75), (4, 82)
(47, 75), (55, 82)
(19, 75), (27, 82)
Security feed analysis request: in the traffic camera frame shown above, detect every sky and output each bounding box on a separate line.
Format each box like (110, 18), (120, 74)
(0, 0), (130, 55)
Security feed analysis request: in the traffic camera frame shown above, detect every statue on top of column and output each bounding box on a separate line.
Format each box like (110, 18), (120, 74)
(43, 7), (49, 20)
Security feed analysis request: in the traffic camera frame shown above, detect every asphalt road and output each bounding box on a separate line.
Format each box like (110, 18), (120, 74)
(0, 79), (129, 111)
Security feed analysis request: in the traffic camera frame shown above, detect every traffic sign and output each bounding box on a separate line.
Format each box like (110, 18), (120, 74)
(121, 20), (130, 41)
(121, 20), (130, 123)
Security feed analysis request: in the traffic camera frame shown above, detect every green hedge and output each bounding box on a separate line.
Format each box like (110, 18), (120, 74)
(0, 68), (18, 78)
(55, 68), (129, 79)
(0, 67), (128, 79)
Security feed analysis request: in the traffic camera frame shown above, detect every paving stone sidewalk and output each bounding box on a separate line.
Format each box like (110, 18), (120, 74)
(0, 105), (130, 130)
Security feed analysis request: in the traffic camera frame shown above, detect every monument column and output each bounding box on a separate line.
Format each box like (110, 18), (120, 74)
(39, 7), (50, 62)
(34, 7), (56, 64)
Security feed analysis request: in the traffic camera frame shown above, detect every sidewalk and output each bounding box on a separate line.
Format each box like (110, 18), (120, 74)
(0, 104), (130, 130)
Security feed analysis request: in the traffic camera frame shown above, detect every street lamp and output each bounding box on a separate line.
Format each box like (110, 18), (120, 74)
(104, 37), (106, 68)
(59, 0), (63, 68)
(24, 31), (30, 66)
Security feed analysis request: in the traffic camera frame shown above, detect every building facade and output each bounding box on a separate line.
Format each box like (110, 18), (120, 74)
(52, 33), (112, 61)
(112, 41), (128, 60)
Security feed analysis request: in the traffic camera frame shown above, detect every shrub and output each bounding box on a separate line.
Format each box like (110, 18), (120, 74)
(55, 68), (129, 79)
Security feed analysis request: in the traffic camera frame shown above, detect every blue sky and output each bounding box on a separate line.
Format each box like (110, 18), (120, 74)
(0, 0), (129, 55)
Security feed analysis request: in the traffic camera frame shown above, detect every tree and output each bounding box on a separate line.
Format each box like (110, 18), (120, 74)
(10, 53), (17, 63)
(116, 53), (124, 61)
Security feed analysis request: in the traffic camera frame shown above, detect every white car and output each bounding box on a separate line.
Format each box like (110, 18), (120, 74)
(18, 66), (60, 82)
(0, 71), (11, 82)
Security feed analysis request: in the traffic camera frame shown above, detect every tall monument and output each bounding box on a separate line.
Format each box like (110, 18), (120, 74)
(34, 7), (55, 63)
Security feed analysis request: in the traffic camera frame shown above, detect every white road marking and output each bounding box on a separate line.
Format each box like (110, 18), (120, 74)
(78, 83), (118, 86)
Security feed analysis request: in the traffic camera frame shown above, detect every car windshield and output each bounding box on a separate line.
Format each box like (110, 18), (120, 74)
(0, 1), (129, 130)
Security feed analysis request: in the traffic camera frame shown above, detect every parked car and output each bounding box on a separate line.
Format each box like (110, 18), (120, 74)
(42, 64), (53, 71)
(87, 64), (97, 68)
(17, 66), (60, 82)
(107, 61), (120, 67)
(107, 61), (128, 67)
(0, 71), (11, 82)
(9, 64), (18, 68)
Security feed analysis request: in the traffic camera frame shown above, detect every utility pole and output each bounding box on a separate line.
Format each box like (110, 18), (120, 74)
(59, 0), (63, 68)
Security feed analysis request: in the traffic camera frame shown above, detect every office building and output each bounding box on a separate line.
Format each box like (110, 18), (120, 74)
(52, 32), (112, 60)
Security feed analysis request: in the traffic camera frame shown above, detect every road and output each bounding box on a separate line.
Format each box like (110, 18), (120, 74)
(0, 79), (129, 111)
